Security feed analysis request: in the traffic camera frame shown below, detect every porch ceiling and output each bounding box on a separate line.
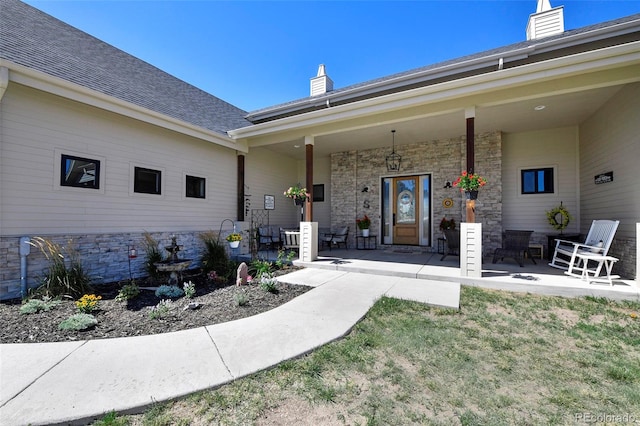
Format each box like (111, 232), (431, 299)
(259, 84), (623, 160)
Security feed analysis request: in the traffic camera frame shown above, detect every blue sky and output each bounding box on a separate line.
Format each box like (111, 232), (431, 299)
(24, 1), (640, 112)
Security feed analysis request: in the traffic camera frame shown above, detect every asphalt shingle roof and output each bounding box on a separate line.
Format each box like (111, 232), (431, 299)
(0, 0), (251, 135)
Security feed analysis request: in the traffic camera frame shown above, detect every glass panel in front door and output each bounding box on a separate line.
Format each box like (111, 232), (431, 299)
(394, 177), (419, 245)
(396, 179), (415, 224)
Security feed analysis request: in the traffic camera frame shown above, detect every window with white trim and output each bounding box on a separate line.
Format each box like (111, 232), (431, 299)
(521, 167), (554, 194)
(134, 167), (161, 195)
(186, 175), (206, 199)
(60, 154), (100, 189)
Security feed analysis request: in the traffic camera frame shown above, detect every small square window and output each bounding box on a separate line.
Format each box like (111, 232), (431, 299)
(521, 168), (554, 194)
(186, 175), (206, 199)
(60, 154), (100, 189)
(313, 184), (324, 202)
(134, 167), (161, 194)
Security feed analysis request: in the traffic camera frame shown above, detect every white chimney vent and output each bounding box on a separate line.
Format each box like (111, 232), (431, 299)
(526, 0), (564, 40)
(310, 64), (333, 96)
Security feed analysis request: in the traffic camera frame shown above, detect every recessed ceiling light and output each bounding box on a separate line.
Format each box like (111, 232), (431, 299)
(534, 105), (546, 111)
(293, 144), (300, 148)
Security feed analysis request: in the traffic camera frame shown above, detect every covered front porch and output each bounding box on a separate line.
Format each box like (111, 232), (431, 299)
(289, 247), (640, 301)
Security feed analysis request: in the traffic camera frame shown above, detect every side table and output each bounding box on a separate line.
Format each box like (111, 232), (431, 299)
(356, 234), (377, 250)
(547, 234), (581, 261)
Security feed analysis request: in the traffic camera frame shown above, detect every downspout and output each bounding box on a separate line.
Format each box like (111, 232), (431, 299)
(19, 237), (31, 298)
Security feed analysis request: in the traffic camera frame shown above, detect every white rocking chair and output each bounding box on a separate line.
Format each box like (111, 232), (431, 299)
(549, 219), (619, 279)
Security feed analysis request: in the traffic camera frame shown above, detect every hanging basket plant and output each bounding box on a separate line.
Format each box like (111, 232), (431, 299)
(226, 233), (242, 243)
(284, 184), (308, 205)
(453, 171), (487, 192)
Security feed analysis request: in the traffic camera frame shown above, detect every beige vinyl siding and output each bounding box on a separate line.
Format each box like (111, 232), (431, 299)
(579, 83), (640, 238)
(311, 156), (331, 230)
(245, 147), (301, 228)
(502, 127), (579, 235)
(1, 83), (237, 235)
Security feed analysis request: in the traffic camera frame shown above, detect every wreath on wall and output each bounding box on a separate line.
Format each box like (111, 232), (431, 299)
(546, 202), (572, 234)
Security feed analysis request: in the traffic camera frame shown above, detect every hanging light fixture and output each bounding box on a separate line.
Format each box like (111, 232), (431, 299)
(386, 129), (402, 172)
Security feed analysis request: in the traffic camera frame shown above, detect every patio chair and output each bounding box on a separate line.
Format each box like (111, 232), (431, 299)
(549, 219), (619, 277)
(492, 230), (535, 267)
(281, 229), (300, 251)
(321, 226), (349, 251)
(257, 225), (281, 252)
(440, 229), (460, 261)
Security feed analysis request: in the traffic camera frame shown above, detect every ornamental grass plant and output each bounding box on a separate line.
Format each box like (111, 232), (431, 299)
(199, 230), (234, 279)
(28, 236), (93, 299)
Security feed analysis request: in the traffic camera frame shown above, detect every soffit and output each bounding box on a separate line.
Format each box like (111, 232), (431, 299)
(262, 84), (622, 160)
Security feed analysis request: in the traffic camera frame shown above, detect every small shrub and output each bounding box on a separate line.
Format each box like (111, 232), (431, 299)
(149, 299), (173, 319)
(115, 282), (140, 302)
(276, 249), (297, 269)
(75, 294), (102, 313)
(250, 259), (273, 277)
(155, 285), (184, 299)
(59, 313), (98, 331)
(183, 281), (196, 298)
(235, 290), (249, 307)
(20, 297), (61, 314)
(258, 273), (278, 294)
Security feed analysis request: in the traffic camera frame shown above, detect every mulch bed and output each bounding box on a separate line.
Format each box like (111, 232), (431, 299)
(0, 268), (311, 344)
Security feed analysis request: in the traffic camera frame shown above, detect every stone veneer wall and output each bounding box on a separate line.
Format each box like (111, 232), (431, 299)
(605, 237), (636, 281)
(331, 131), (502, 253)
(0, 230), (247, 300)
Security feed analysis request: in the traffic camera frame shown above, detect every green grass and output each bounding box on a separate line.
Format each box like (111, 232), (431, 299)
(95, 286), (640, 425)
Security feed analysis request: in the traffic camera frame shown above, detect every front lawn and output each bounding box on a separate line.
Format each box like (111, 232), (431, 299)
(96, 286), (640, 425)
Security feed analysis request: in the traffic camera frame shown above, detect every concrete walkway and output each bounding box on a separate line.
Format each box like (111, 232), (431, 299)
(0, 269), (460, 426)
(2, 249), (638, 426)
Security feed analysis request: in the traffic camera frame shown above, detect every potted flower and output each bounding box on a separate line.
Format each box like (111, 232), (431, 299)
(284, 184), (308, 206)
(356, 215), (371, 237)
(452, 171), (487, 199)
(226, 232), (242, 249)
(439, 217), (456, 231)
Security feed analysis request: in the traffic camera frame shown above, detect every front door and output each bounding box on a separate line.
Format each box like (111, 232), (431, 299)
(393, 176), (419, 245)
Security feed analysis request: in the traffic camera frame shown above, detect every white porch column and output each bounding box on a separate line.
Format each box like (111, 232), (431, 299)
(461, 222), (482, 277)
(300, 222), (318, 262)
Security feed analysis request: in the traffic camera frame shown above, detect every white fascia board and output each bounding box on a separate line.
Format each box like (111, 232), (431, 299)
(0, 60), (248, 154)
(229, 41), (640, 139)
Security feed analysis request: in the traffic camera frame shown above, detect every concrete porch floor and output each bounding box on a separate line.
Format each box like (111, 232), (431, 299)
(281, 247), (640, 301)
